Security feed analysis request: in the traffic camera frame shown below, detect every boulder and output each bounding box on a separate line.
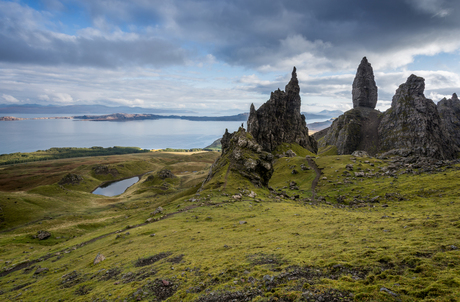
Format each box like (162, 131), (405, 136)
(93, 253), (106, 265)
(378, 75), (457, 159)
(58, 173), (83, 185)
(35, 230), (51, 240)
(247, 67), (317, 153)
(438, 93), (460, 148)
(157, 169), (176, 179)
(352, 57), (378, 109)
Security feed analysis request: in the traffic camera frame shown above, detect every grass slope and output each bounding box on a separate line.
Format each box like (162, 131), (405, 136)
(0, 150), (459, 301)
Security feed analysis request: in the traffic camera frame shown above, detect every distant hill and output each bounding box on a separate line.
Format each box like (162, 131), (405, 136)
(74, 112), (249, 122)
(302, 110), (343, 120)
(0, 104), (195, 115)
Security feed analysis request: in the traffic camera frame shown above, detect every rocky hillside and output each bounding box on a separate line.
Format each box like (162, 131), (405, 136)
(201, 127), (274, 189)
(247, 67), (317, 154)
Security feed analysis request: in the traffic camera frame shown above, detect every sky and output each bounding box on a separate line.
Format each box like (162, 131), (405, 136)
(1, 0), (460, 115)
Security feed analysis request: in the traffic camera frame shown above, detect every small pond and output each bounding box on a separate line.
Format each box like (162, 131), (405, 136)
(92, 176), (140, 196)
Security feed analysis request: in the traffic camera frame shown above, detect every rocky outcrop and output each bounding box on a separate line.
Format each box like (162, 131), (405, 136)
(378, 75), (457, 159)
(157, 169), (176, 179)
(352, 57), (378, 109)
(438, 93), (460, 148)
(319, 107), (382, 155)
(202, 127), (274, 188)
(247, 67), (317, 154)
(58, 173), (83, 185)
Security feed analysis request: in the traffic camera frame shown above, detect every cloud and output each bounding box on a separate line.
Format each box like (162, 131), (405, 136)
(2, 94), (20, 103)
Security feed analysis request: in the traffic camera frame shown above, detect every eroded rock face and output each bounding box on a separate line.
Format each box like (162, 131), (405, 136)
(319, 107), (382, 155)
(438, 93), (460, 148)
(378, 75), (457, 159)
(247, 67), (317, 154)
(352, 57), (378, 109)
(202, 127), (274, 188)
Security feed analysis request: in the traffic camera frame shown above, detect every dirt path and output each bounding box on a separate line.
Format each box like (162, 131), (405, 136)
(306, 158), (321, 201)
(222, 164), (232, 190)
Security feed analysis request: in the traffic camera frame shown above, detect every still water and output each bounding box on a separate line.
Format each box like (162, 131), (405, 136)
(92, 176), (140, 196)
(0, 118), (244, 154)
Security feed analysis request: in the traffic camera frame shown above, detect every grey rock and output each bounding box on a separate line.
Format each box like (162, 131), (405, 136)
(438, 93), (460, 148)
(36, 230), (51, 240)
(351, 150), (370, 157)
(58, 173), (83, 185)
(353, 57), (378, 109)
(247, 67), (317, 153)
(93, 253), (106, 265)
(285, 149), (297, 157)
(157, 169), (176, 179)
(379, 75), (457, 159)
(380, 287), (398, 297)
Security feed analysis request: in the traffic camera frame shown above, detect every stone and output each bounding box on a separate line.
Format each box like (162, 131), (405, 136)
(58, 173), (83, 185)
(285, 149), (297, 157)
(247, 67), (317, 153)
(378, 75), (457, 159)
(351, 151), (370, 157)
(153, 206), (163, 215)
(34, 267), (49, 275)
(352, 57), (378, 109)
(157, 169), (176, 179)
(239, 221), (247, 225)
(36, 230), (51, 240)
(248, 191), (256, 198)
(93, 253), (106, 265)
(438, 93), (460, 148)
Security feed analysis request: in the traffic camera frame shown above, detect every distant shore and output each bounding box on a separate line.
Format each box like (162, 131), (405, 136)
(0, 112), (249, 122)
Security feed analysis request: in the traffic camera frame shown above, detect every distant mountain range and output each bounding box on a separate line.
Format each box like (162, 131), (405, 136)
(0, 104), (195, 115)
(301, 110), (343, 120)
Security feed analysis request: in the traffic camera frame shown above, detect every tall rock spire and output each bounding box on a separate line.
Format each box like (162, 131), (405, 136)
(352, 57), (378, 109)
(247, 67), (317, 153)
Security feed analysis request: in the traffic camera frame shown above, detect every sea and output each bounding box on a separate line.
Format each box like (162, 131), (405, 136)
(0, 114), (244, 155)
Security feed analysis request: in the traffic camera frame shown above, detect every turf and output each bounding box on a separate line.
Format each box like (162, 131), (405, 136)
(0, 150), (459, 301)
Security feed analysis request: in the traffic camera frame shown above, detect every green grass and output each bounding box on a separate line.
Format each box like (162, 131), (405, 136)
(0, 152), (460, 301)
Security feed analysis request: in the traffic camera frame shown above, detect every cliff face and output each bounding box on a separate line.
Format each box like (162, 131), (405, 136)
(378, 75), (457, 159)
(202, 127), (274, 188)
(247, 67), (317, 154)
(352, 57), (378, 109)
(320, 107), (382, 155)
(438, 93), (460, 148)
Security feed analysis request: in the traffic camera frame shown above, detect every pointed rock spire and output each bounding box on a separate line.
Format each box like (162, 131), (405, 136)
(352, 57), (378, 109)
(247, 67), (317, 153)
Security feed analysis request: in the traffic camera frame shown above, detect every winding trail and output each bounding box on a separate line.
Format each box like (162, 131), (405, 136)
(306, 157), (322, 201)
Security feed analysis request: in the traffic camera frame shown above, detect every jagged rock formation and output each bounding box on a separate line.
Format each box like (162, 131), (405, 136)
(247, 67), (317, 154)
(352, 57), (378, 109)
(438, 93), (460, 148)
(378, 75), (457, 159)
(202, 127), (274, 188)
(319, 107), (382, 155)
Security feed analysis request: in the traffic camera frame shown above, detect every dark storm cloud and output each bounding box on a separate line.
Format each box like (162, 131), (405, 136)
(3, 0), (460, 71)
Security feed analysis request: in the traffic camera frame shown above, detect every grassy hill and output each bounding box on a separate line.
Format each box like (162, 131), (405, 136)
(0, 149), (459, 301)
